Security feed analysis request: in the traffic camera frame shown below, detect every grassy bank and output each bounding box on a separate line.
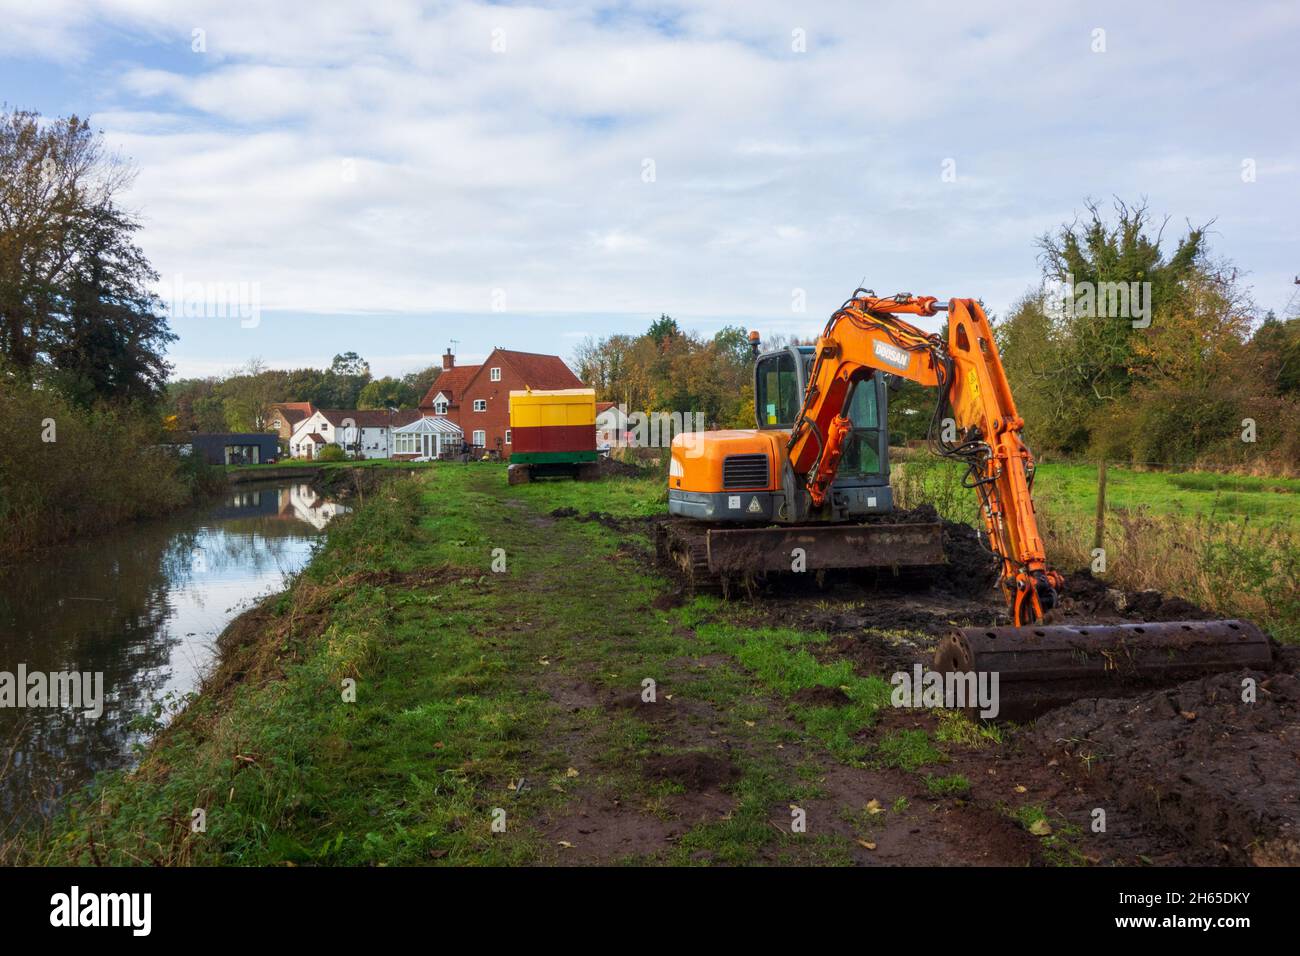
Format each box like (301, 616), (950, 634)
(17, 457), (1297, 865)
(0, 383), (224, 561)
(894, 456), (1300, 642)
(226, 459), (441, 473)
(18, 465), (1004, 866)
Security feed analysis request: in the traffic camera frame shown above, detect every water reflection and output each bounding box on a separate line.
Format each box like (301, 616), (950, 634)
(0, 481), (345, 829)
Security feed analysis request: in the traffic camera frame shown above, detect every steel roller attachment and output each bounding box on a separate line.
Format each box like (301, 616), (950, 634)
(934, 619), (1274, 721)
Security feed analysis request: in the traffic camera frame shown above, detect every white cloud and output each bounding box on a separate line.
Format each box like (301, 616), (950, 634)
(4, 0), (1297, 332)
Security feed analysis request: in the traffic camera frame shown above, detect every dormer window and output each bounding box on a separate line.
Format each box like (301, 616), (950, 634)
(490, 367), (501, 382)
(434, 400), (448, 415)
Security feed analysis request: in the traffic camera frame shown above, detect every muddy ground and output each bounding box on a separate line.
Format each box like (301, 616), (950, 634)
(551, 506), (1299, 866)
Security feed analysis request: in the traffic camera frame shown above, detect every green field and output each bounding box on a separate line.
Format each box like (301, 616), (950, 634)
(1031, 462), (1300, 526)
(893, 455), (1300, 528)
(892, 455), (1299, 640)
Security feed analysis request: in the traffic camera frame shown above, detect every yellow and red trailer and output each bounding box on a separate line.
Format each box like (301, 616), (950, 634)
(507, 388), (599, 483)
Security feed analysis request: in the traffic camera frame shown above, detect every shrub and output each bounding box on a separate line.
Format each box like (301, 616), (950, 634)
(0, 381), (217, 559)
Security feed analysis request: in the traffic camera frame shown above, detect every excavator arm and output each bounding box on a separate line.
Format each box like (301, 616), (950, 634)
(786, 291), (1063, 625)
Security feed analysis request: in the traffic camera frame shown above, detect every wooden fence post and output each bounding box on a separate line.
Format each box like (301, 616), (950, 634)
(1093, 458), (1107, 552)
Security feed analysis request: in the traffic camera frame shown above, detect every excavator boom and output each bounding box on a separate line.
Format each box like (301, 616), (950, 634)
(787, 291), (1060, 624)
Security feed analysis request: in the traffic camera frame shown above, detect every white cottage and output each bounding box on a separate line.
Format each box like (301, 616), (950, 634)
(289, 409), (423, 460)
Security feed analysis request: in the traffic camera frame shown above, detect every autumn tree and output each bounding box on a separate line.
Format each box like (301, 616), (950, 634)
(573, 317), (755, 428)
(358, 376), (417, 409)
(0, 107), (173, 404)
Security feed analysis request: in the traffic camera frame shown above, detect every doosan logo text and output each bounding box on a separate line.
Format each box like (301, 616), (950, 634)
(50, 886), (151, 936)
(872, 339), (910, 370)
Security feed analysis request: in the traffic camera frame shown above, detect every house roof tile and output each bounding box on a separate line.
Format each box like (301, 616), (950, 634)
(419, 365), (482, 409)
(316, 409), (422, 428)
(417, 349), (584, 409)
(495, 349), (584, 390)
(270, 401), (316, 424)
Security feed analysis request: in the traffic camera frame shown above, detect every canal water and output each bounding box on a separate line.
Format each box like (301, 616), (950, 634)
(0, 480), (345, 828)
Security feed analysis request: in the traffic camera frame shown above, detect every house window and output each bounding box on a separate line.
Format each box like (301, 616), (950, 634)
(472, 429), (486, 447)
(505, 429), (512, 444)
(490, 367), (501, 382)
(434, 400), (448, 415)
(473, 399), (487, 412)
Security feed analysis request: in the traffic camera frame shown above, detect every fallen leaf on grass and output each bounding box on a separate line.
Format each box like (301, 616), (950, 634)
(857, 840), (877, 850)
(565, 767), (580, 778)
(1014, 785), (1027, 793)
(1028, 819), (1053, 836)
(866, 799), (885, 815)
(557, 841), (575, 848)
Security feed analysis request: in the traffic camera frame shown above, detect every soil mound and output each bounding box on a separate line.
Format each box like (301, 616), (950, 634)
(1030, 668), (1300, 864)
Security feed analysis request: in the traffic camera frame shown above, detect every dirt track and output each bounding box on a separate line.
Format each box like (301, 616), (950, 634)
(555, 505), (1300, 866)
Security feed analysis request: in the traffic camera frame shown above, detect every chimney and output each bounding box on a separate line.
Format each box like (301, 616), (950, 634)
(442, 348), (455, 371)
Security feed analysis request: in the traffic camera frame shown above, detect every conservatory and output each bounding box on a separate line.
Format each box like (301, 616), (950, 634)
(392, 415), (464, 459)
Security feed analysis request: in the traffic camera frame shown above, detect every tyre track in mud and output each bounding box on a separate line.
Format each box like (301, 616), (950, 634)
(513, 491), (1044, 865)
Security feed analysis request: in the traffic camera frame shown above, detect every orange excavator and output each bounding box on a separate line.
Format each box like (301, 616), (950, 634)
(660, 289), (1271, 714)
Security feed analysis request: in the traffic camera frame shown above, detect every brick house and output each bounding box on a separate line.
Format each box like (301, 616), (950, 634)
(419, 347), (585, 458)
(268, 402), (316, 441)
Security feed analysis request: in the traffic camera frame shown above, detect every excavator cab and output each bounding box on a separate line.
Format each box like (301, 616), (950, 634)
(754, 346), (893, 519)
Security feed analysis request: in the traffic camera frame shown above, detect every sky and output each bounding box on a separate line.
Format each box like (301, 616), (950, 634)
(2, 0), (1297, 380)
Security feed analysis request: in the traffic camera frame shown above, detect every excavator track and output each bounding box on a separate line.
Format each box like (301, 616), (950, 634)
(655, 516), (946, 596)
(655, 520), (727, 595)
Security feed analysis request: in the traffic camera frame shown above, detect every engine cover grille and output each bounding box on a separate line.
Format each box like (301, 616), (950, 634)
(722, 454), (770, 489)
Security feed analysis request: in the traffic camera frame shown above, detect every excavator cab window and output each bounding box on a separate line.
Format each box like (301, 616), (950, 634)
(839, 381), (883, 476)
(755, 351), (801, 427)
